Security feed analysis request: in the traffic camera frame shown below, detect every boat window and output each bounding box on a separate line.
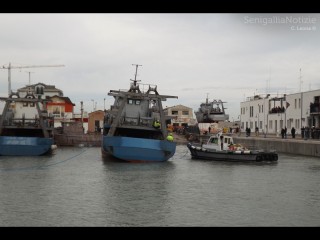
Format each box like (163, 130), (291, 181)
(210, 138), (218, 144)
(135, 100), (141, 105)
(128, 99), (134, 105)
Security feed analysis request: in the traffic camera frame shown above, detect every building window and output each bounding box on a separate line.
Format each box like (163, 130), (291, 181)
(35, 86), (44, 95)
(298, 98), (301, 109)
(182, 111), (189, 115)
(249, 106), (254, 117)
(171, 110), (178, 115)
(295, 99), (297, 109)
(52, 107), (61, 117)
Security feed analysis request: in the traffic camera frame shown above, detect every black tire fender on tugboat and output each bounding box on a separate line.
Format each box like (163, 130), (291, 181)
(256, 155), (262, 161)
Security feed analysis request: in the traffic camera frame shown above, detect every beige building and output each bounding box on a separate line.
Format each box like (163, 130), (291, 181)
(88, 110), (105, 133)
(164, 104), (196, 128)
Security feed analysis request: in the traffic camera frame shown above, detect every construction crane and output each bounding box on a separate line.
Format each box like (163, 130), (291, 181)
(1, 62), (65, 96)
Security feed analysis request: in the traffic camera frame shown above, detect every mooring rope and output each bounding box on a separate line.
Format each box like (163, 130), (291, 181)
(0, 148), (88, 172)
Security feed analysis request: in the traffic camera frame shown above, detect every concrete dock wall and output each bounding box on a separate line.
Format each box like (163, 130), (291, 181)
(233, 136), (320, 158)
(55, 134), (102, 147)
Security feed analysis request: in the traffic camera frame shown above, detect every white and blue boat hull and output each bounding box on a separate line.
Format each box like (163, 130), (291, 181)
(102, 136), (176, 162)
(0, 136), (54, 156)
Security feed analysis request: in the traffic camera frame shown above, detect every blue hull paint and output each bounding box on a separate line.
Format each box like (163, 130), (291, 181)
(102, 136), (176, 162)
(0, 136), (53, 156)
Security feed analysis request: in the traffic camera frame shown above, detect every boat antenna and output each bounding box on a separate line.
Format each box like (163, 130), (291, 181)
(129, 64), (142, 93)
(131, 64), (142, 86)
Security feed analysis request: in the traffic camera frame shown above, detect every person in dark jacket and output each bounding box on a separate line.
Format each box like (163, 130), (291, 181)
(281, 128), (285, 139)
(291, 127), (296, 138)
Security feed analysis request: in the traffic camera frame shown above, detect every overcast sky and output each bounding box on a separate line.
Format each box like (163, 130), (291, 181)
(1, 13), (319, 121)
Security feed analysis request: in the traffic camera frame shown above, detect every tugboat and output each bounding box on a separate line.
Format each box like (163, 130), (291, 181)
(102, 64), (178, 162)
(0, 92), (56, 156)
(194, 95), (229, 123)
(187, 132), (278, 162)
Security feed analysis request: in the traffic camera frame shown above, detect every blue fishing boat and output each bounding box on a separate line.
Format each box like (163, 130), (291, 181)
(0, 92), (56, 156)
(102, 64), (178, 162)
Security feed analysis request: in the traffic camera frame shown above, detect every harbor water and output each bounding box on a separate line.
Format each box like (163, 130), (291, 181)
(0, 145), (320, 226)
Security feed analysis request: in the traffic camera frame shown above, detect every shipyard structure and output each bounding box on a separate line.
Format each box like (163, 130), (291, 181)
(240, 89), (320, 136)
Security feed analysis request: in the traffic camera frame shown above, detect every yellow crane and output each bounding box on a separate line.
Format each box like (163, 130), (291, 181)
(1, 62), (65, 96)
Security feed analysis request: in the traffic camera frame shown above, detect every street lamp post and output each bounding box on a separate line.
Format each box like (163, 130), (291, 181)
(91, 99), (94, 112)
(104, 98), (106, 111)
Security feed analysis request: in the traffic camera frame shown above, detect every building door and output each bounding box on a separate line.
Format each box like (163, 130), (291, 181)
(95, 120), (100, 132)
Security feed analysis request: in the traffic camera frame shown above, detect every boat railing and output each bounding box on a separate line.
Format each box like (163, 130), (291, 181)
(120, 116), (154, 128)
(117, 83), (158, 95)
(3, 117), (54, 129)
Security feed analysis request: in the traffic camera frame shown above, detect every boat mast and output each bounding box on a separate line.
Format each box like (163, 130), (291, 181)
(131, 64), (142, 86)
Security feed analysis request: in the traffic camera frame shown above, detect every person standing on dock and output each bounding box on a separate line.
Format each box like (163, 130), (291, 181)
(255, 127), (259, 137)
(284, 126), (287, 139)
(291, 127), (296, 138)
(281, 128), (285, 139)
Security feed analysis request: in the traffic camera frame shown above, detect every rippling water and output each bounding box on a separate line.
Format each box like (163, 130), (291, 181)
(0, 145), (320, 226)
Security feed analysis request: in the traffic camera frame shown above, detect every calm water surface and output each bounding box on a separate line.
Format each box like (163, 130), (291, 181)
(0, 145), (320, 226)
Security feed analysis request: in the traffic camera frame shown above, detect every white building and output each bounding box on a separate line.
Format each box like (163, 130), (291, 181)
(240, 89), (320, 135)
(17, 82), (63, 99)
(15, 83), (75, 128)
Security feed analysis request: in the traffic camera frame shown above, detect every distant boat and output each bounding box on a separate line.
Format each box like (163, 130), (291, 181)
(187, 133), (278, 162)
(195, 96), (229, 123)
(0, 92), (56, 156)
(101, 65), (178, 162)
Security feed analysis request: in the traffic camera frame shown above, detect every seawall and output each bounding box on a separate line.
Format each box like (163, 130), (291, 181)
(54, 132), (320, 158)
(55, 133), (102, 147)
(233, 136), (320, 158)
